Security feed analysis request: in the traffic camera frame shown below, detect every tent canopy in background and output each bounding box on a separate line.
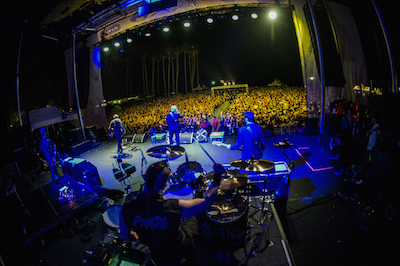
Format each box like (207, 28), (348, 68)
(21, 107), (78, 130)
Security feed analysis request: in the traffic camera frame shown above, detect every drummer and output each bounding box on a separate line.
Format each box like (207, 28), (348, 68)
(119, 161), (225, 265)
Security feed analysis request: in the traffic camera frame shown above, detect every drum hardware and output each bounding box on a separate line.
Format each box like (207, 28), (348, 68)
(230, 157), (275, 226)
(113, 157), (136, 194)
(101, 205), (123, 241)
(273, 139), (295, 170)
(146, 145), (185, 159)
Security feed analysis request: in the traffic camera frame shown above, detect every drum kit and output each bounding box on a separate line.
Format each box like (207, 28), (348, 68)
(145, 144), (276, 251)
(101, 143), (276, 252)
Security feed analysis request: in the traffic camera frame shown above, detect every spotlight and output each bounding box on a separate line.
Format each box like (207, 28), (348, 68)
(103, 46), (110, 52)
(126, 37), (133, 43)
(232, 14), (239, 21)
(251, 13), (258, 19)
(163, 27), (170, 32)
(183, 22), (191, 28)
(206, 17), (213, 24)
(269, 11), (277, 19)
(145, 32), (151, 37)
(114, 42), (121, 47)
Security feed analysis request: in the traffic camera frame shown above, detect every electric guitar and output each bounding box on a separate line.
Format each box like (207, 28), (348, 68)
(212, 141), (231, 149)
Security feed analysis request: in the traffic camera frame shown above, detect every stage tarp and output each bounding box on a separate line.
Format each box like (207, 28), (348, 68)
(21, 106), (78, 130)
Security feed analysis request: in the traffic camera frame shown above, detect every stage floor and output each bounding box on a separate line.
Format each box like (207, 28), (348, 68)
(3, 133), (397, 265)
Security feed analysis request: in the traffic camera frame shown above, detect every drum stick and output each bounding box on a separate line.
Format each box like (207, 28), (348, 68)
(192, 136), (217, 164)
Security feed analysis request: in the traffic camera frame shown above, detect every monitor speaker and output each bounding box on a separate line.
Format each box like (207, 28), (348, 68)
(180, 132), (194, 144)
(132, 133), (147, 143)
(304, 118), (319, 136)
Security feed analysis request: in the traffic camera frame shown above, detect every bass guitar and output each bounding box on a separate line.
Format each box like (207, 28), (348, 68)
(212, 141), (231, 149)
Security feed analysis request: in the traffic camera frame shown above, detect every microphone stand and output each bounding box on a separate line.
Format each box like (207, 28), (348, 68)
(139, 148), (147, 176)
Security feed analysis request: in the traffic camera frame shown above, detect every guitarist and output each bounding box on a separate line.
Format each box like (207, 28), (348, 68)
(166, 105), (183, 146)
(109, 114), (126, 155)
(39, 127), (62, 188)
(228, 111), (265, 160)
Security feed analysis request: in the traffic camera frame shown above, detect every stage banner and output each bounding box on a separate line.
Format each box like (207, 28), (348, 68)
(291, 0), (321, 119)
(82, 34), (109, 133)
(326, 1), (368, 106)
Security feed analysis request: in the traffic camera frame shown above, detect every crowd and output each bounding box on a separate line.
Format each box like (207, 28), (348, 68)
(107, 91), (229, 135)
(107, 87), (308, 136)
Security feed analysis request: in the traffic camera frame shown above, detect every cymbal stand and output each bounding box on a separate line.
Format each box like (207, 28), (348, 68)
(258, 168), (273, 226)
(138, 148), (147, 176)
(114, 158), (131, 194)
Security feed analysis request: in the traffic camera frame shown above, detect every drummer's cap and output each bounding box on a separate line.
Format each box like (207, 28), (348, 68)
(113, 114), (119, 118)
(145, 161), (169, 193)
(244, 111), (255, 122)
(171, 105), (177, 112)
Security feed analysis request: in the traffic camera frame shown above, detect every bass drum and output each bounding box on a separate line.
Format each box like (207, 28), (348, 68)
(176, 161), (204, 187)
(102, 205), (123, 230)
(199, 195), (248, 251)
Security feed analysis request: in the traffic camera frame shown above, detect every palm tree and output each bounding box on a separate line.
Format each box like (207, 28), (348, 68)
(150, 52), (157, 96)
(189, 46), (196, 92)
(140, 50), (149, 97)
(174, 45), (181, 95)
(182, 44), (189, 93)
(165, 45), (173, 97)
(159, 51), (168, 97)
(193, 44), (201, 89)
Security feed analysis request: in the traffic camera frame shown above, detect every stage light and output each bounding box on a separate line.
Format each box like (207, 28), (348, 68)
(232, 14), (239, 21)
(103, 46), (110, 52)
(145, 32), (151, 37)
(114, 42), (121, 47)
(183, 22), (191, 28)
(269, 11), (277, 19)
(126, 37), (133, 43)
(163, 27), (170, 32)
(251, 13), (258, 19)
(207, 17), (214, 24)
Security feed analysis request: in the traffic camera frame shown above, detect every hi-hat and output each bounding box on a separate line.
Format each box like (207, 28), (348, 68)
(146, 145), (185, 159)
(230, 159), (274, 172)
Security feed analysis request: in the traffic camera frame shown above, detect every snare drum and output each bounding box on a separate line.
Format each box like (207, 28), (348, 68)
(102, 205), (123, 230)
(164, 183), (194, 200)
(199, 195), (248, 251)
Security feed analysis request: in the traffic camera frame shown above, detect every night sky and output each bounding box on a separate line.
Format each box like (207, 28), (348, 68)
(3, 0), (400, 120)
(100, 7), (303, 100)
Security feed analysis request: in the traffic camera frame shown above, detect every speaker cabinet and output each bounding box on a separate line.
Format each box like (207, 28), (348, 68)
(324, 114), (340, 138)
(179, 132), (194, 144)
(76, 162), (102, 190)
(304, 118), (319, 136)
(132, 133), (147, 143)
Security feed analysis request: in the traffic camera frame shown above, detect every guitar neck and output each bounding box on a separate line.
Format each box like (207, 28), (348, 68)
(212, 141), (231, 148)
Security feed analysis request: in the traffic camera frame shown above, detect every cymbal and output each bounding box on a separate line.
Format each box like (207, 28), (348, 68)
(146, 145), (185, 159)
(204, 170), (248, 190)
(230, 159), (274, 172)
